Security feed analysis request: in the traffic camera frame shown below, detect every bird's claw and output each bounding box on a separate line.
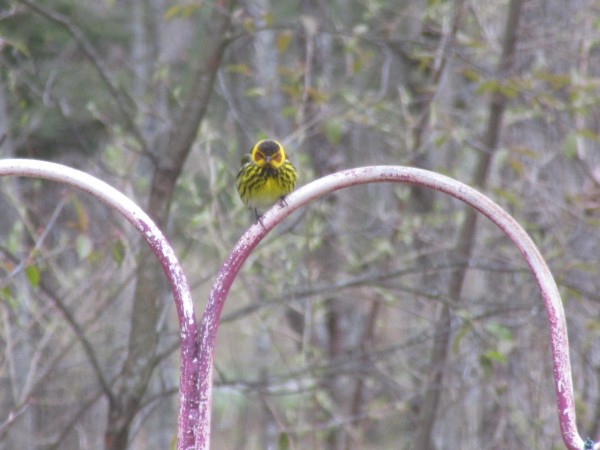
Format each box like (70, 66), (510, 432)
(254, 209), (266, 228)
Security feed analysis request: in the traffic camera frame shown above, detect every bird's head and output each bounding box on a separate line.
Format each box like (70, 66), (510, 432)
(251, 139), (286, 168)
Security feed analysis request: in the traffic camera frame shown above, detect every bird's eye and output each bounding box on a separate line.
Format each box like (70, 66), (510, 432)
(272, 152), (283, 163)
(254, 151), (264, 161)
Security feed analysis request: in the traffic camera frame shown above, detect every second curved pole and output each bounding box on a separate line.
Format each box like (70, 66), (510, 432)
(197, 165), (583, 450)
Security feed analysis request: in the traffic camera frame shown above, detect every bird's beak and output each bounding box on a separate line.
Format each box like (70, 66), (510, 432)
(265, 156), (271, 164)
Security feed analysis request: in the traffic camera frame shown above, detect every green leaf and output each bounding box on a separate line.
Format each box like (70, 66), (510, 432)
(245, 87), (266, 97)
(25, 264), (40, 288)
(322, 119), (344, 146)
(476, 80), (501, 95)
(533, 70), (571, 90)
(76, 234), (94, 260)
(452, 322), (472, 354)
(563, 132), (578, 159)
(281, 105), (296, 117)
(1, 286), (17, 309)
(164, 3), (203, 20)
(0, 37), (30, 57)
(278, 432), (290, 450)
(70, 196), (89, 231)
(111, 239), (126, 267)
(277, 31), (293, 53)
(575, 128), (600, 142)
(485, 322), (513, 341)
(461, 67), (481, 82)
(226, 64), (252, 76)
(481, 349), (506, 365)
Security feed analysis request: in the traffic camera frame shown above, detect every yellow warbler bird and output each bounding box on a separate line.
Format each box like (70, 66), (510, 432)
(236, 139), (297, 217)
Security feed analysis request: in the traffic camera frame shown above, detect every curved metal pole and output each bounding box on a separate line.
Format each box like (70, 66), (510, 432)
(198, 165), (586, 450)
(0, 159), (199, 450)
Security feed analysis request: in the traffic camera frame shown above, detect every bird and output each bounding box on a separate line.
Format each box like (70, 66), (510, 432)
(236, 139), (297, 219)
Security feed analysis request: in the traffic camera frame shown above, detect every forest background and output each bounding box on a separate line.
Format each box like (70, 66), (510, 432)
(1, 0), (600, 449)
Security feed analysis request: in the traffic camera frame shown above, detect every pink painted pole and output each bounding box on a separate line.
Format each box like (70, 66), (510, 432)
(0, 160), (587, 448)
(0, 159), (199, 450)
(197, 165), (589, 450)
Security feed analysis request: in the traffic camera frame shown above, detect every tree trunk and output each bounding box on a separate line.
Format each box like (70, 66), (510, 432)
(412, 1), (524, 448)
(103, 2), (236, 448)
